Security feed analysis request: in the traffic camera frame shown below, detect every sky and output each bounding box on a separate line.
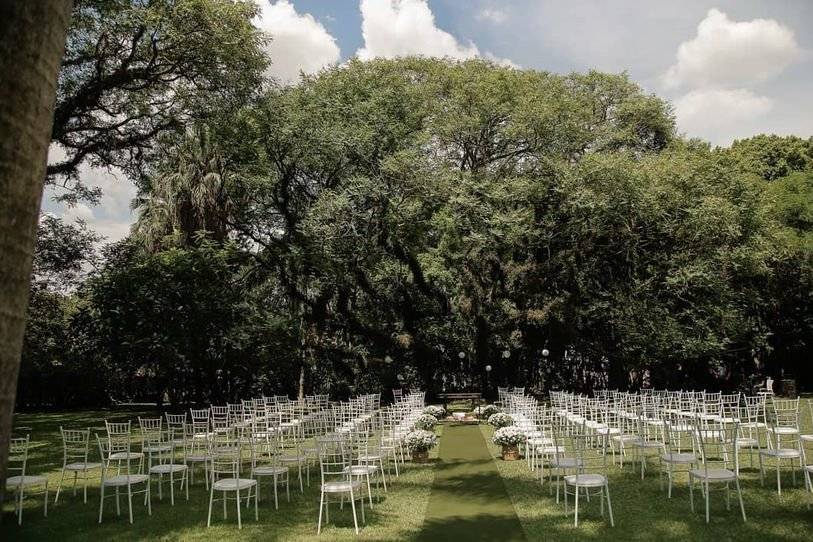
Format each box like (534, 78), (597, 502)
(44, 0), (813, 244)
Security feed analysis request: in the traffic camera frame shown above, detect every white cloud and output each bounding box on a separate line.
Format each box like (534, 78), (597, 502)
(477, 8), (507, 25)
(673, 88), (773, 144)
(254, 0), (340, 84)
(662, 9), (802, 89)
(358, 0), (478, 60)
(357, 0), (515, 66)
(44, 145), (136, 243)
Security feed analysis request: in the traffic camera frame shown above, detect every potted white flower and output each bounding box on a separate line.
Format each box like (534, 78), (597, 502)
(423, 405), (446, 419)
(414, 413), (438, 430)
(404, 429), (438, 463)
(475, 404), (499, 419)
(493, 426), (526, 461)
(488, 412), (514, 428)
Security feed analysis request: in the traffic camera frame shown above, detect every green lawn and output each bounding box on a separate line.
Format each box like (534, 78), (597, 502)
(486, 398), (813, 542)
(2, 410), (440, 541)
(3, 402), (812, 541)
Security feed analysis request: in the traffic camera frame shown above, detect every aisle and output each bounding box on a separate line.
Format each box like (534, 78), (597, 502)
(418, 423), (526, 541)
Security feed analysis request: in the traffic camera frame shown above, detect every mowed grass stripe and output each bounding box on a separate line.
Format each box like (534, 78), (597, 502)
(418, 423), (526, 542)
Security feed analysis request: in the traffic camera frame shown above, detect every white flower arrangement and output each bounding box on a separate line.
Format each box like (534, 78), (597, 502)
(493, 426), (527, 447)
(488, 412), (514, 428)
(404, 429), (438, 452)
(423, 405), (446, 419)
(414, 413), (438, 430)
(475, 404), (499, 418)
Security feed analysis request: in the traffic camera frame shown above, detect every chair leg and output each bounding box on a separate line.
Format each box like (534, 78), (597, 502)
(704, 481), (710, 524)
(98, 484), (105, 524)
(605, 484), (615, 527)
(689, 474), (695, 513)
(55, 468), (67, 503)
(350, 492), (359, 535)
(236, 489), (242, 529)
(317, 491), (325, 534)
(207, 486), (214, 527)
(127, 485), (134, 524)
(574, 485), (580, 527)
(735, 478), (746, 522)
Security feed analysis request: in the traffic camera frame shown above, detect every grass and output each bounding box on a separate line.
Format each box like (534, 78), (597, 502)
(486, 396), (813, 542)
(3, 400), (812, 541)
(2, 409), (441, 541)
(419, 422), (524, 542)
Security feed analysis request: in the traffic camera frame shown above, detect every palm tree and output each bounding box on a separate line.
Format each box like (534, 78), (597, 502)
(0, 1), (73, 498)
(133, 126), (232, 251)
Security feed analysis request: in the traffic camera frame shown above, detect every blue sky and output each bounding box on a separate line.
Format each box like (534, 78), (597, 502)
(46, 0), (813, 243)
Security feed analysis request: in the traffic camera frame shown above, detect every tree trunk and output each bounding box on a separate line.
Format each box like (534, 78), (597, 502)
(0, 0), (72, 502)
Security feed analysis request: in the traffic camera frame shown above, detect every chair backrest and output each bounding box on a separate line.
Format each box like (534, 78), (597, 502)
(210, 441), (241, 483)
(571, 420), (609, 477)
(61, 427), (91, 464)
(8, 435), (30, 478)
(105, 420), (132, 455)
(694, 415), (738, 476)
(771, 397), (799, 429)
(166, 413), (187, 434)
(318, 435), (351, 483)
(138, 417), (163, 443)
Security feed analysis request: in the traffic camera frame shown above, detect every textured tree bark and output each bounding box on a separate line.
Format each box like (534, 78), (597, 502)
(0, 0), (73, 504)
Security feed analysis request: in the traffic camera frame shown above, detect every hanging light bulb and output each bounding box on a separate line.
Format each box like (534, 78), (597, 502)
(458, 351), (466, 359)
(542, 348), (550, 358)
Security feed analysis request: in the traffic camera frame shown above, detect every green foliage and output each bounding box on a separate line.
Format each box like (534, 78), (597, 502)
(50, 0), (267, 199)
(23, 57), (813, 406)
(728, 134), (813, 181)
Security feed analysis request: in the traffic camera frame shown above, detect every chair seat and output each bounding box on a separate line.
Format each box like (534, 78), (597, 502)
(740, 422), (766, 429)
(110, 452), (144, 461)
(632, 439), (663, 449)
(322, 480), (363, 493)
(662, 452), (696, 464)
(187, 454), (210, 462)
(800, 434), (813, 442)
(6, 475), (47, 489)
(102, 474), (149, 487)
(345, 465), (378, 476)
(736, 437), (759, 448)
(596, 427), (620, 435)
(279, 455), (307, 463)
(760, 448), (801, 459)
(66, 461), (102, 471)
(253, 466), (288, 476)
(690, 468), (736, 481)
(358, 454), (383, 462)
(611, 434), (639, 442)
(143, 444), (172, 453)
(550, 457), (583, 468)
(768, 427), (799, 435)
(564, 473), (607, 487)
(213, 478), (257, 491)
(149, 463), (187, 474)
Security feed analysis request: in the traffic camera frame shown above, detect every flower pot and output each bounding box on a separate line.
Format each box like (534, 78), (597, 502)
(412, 450), (429, 463)
(501, 445), (520, 461)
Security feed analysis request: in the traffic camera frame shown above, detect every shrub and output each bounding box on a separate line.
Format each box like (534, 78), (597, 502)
(414, 413), (438, 430)
(488, 412), (514, 428)
(475, 404), (499, 418)
(493, 426), (527, 447)
(404, 429), (438, 452)
(423, 405), (446, 419)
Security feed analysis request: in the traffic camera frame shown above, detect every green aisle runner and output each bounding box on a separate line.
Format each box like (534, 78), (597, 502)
(419, 423), (526, 541)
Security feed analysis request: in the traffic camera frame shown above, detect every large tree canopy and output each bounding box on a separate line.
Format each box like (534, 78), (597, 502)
(18, 58), (813, 408)
(49, 0), (267, 201)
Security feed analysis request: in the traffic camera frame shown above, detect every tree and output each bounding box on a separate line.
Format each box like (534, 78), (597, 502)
(17, 217), (101, 409)
(133, 126), (233, 252)
(728, 134), (813, 181)
(0, 0), (72, 505)
(49, 0), (267, 201)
